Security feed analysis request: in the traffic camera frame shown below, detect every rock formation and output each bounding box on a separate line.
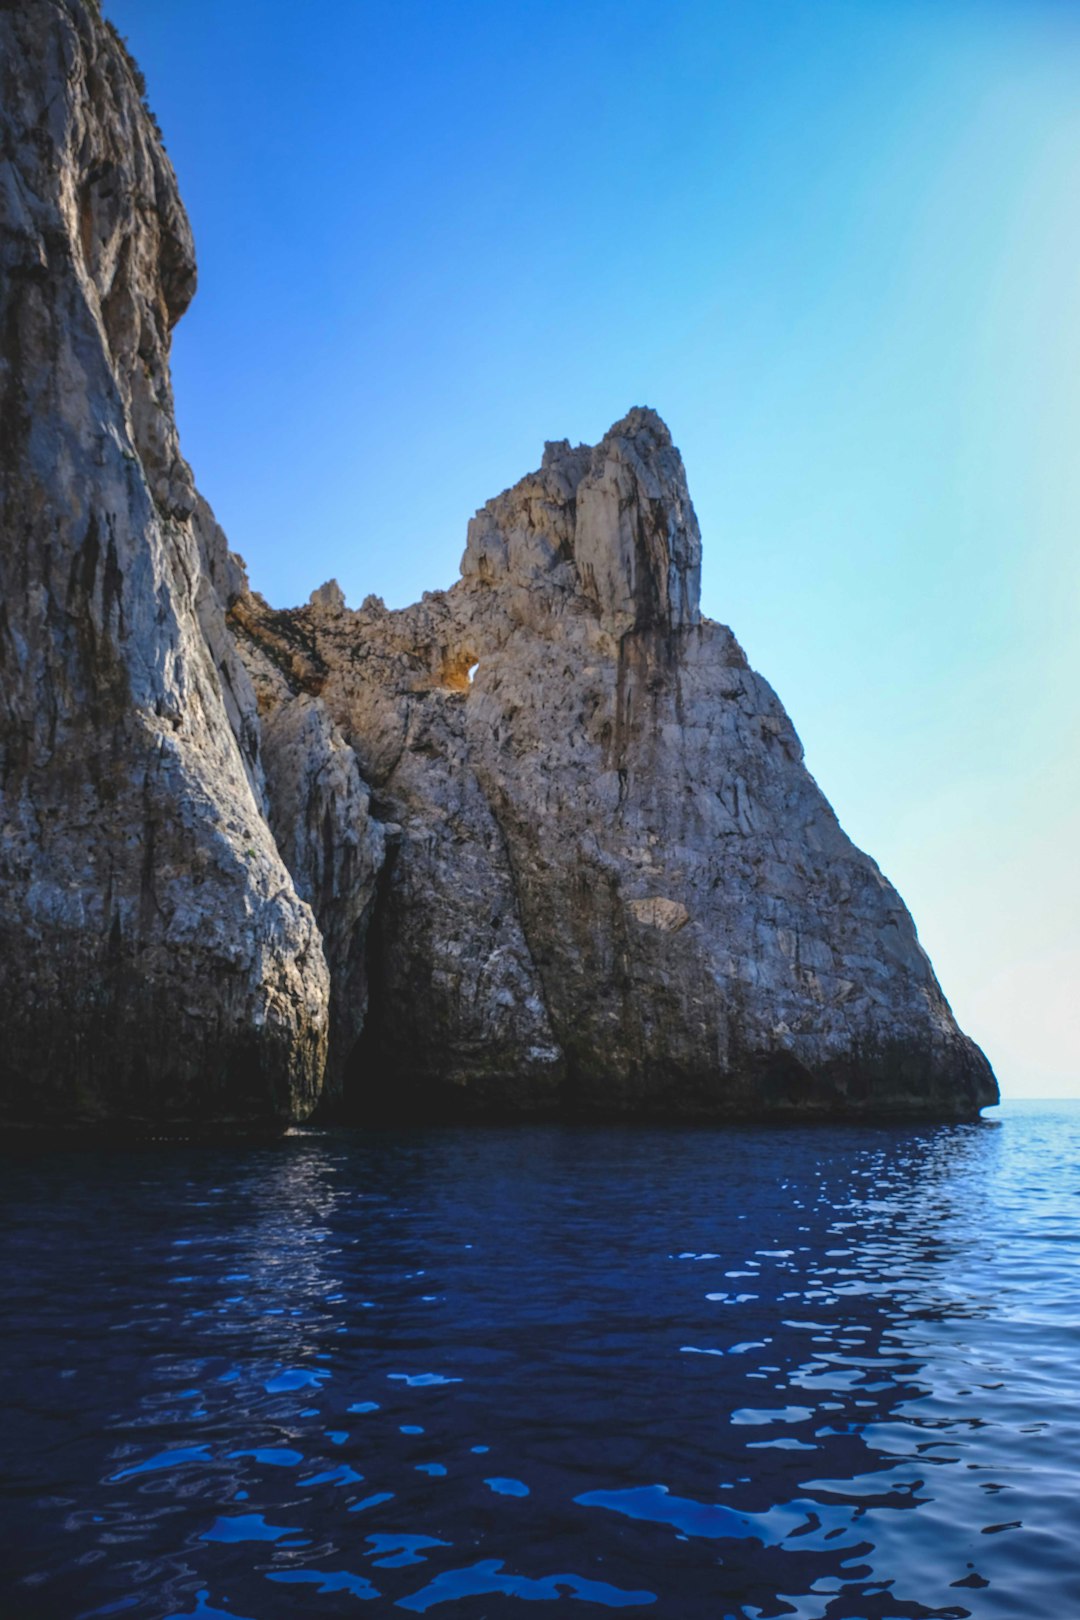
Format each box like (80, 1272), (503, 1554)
(0, 0), (328, 1130)
(234, 414), (996, 1120)
(0, 1), (997, 1130)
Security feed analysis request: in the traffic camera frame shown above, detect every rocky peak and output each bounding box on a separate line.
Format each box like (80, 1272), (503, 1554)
(575, 407), (701, 635)
(309, 578), (347, 614)
(462, 407), (701, 639)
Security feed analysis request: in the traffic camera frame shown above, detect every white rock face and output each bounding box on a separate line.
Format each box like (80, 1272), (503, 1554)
(0, 1), (329, 1130)
(236, 412), (997, 1120)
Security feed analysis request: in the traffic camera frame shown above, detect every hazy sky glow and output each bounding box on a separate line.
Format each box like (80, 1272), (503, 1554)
(105, 0), (1080, 1099)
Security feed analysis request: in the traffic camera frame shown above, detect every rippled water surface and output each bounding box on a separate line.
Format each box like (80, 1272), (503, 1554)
(2, 1101), (1079, 1619)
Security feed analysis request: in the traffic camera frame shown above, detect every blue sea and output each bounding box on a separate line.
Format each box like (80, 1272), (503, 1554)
(1, 1100), (1078, 1619)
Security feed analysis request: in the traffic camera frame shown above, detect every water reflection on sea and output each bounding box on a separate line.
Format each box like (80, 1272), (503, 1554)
(2, 1101), (1078, 1618)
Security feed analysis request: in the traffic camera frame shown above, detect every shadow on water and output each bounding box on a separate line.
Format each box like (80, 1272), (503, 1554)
(1, 1105), (1078, 1618)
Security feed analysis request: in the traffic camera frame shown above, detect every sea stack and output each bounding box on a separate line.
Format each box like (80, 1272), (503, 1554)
(0, 0), (997, 1130)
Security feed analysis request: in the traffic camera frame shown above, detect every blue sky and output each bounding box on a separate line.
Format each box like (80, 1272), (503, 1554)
(105, 0), (1080, 1099)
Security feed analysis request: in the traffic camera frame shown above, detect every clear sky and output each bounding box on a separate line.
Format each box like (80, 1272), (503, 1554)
(104, 0), (1080, 1100)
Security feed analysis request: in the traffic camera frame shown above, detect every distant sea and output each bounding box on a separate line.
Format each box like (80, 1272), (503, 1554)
(2, 1099), (1077, 1619)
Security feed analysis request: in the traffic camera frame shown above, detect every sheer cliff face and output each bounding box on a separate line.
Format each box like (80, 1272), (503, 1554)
(236, 411), (997, 1120)
(0, 1), (328, 1129)
(3, 3), (995, 1129)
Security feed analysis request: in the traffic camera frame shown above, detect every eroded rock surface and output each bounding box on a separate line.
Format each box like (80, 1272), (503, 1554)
(233, 581), (564, 1114)
(0, 1), (329, 1130)
(234, 412), (997, 1119)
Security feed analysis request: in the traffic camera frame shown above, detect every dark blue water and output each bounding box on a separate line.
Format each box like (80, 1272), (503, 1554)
(2, 1102), (1078, 1620)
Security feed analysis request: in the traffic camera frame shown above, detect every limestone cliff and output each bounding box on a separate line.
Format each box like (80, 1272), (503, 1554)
(1, 1), (996, 1129)
(234, 411), (997, 1120)
(0, 0), (329, 1130)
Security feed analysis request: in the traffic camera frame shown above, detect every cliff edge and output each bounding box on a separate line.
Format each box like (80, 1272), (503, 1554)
(0, 0), (328, 1130)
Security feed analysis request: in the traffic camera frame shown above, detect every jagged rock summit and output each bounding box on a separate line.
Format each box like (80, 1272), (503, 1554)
(0, 0), (997, 1131)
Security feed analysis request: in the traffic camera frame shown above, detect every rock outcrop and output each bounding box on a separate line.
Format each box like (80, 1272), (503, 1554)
(234, 411), (997, 1120)
(0, 0), (329, 1131)
(1, 1), (996, 1129)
